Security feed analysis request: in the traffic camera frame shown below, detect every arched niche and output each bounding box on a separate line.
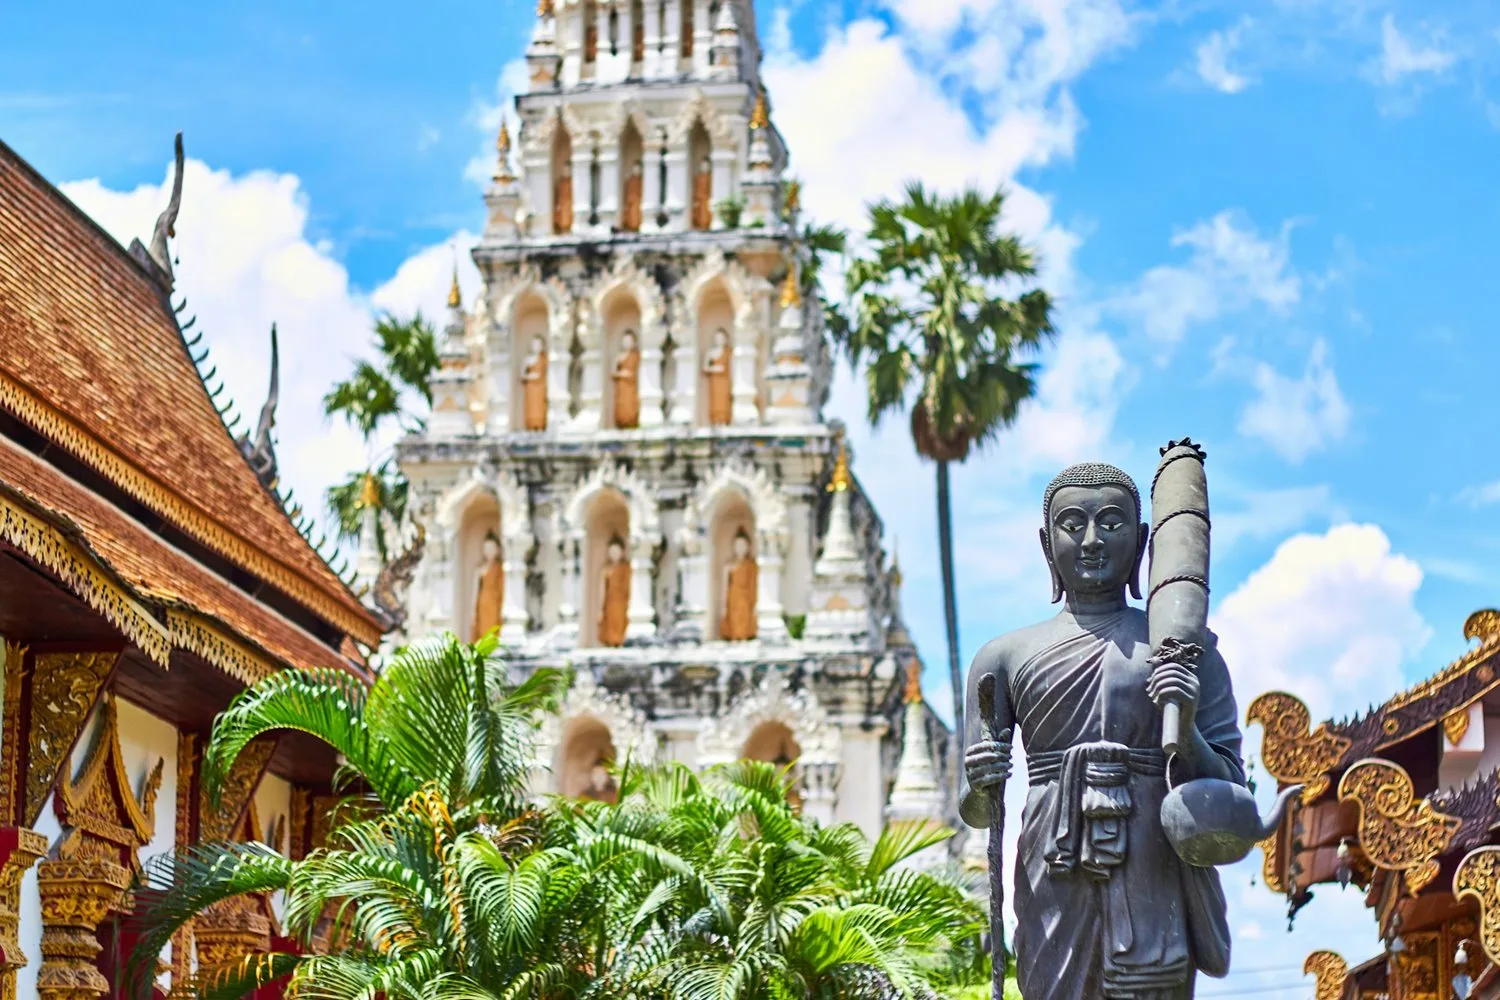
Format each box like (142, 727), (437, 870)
(619, 120), (645, 233)
(696, 279), (735, 426)
(688, 122), (713, 231)
(581, 488), (631, 647)
(707, 488), (755, 641)
(557, 716), (619, 802)
(601, 287), (643, 430)
(511, 290), (553, 431)
(742, 720), (799, 766)
(454, 490), (501, 643)
(551, 126), (574, 235)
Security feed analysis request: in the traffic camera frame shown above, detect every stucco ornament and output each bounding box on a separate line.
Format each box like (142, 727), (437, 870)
(535, 671), (658, 771)
(697, 668), (840, 766)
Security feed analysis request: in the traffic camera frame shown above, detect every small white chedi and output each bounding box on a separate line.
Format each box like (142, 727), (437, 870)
(373, 0), (959, 847)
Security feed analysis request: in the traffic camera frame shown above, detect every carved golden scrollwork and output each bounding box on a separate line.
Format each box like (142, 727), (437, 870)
(1248, 691), (1352, 804)
(1444, 707), (1472, 746)
(1304, 951), (1347, 1000)
(1339, 758), (1462, 895)
(1394, 930), (1442, 1000)
(54, 696), (162, 871)
(0, 642), (25, 829)
(0, 827), (48, 1000)
(172, 731), (196, 989)
(1259, 832), (1286, 894)
(1454, 847), (1500, 965)
(35, 859), (131, 1000)
(194, 897), (271, 971)
(26, 650), (120, 827)
(199, 738), (275, 843)
(1465, 609), (1500, 644)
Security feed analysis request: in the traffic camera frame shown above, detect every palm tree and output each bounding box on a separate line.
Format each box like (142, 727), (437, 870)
(833, 182), (1056, 741)
(324, 312), (438, 557)
(124, 632), (569, 998)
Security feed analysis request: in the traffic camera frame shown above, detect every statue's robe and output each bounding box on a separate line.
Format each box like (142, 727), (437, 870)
(704, 349), (732, 425)
(961, 607), (1242, 1000)
(692, 170), (713, 230)
(470, 557), (505, 643)
(720, 555), (758, 640)
(522, 352), (549, 431)
(621, 171), (644, 232)
(613, 348), (641, 428)
(599, 558), (631, 648)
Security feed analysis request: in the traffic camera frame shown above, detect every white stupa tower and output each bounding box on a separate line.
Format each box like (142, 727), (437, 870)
(391, 0), (958, 843)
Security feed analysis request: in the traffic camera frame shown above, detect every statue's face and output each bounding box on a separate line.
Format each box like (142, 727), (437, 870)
(482, 537), (501, 561)
(714, 328), (728, 348)
(1047, 484), (1140, 597)
(733, 534), (750, 558)
(608, 541), (625, 562)
(531, 335), (545, 354)
(622, 331), (637, 351)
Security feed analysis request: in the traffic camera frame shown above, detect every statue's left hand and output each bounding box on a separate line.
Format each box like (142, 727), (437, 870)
(1147, 660), (1199, 728)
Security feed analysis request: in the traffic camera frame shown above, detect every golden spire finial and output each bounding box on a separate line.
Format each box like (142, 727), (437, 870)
(890, 541), (902, 589)
(779, 263), (801, 309)
(497, 119), (512, 158)
(536, 0), (555, 17)
(903, 661), (923, 705)
(784, 179), (801, 215)
(827, 436), (851, 493)
(359, 472), (380, 509)
(750, 88), (770, 130)
(447, 254), (462, 309)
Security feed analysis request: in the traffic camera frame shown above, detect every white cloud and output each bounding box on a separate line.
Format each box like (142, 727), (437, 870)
(1214, 523), (1428, 725)
(1115, 211), (1300, 347)
(1457, 480), (1500, 508)
(1373, 14), (1456, 85)
(1195, 20), (1254, 94)
(1238, 339), (1351, 463)
(61, 159), (467, 548)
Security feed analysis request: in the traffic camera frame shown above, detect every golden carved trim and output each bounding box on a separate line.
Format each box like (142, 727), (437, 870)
(1455, 847), (1500, 965)
(1248, 691), (1352, 804)
(1304, 951), (1347, 1000)
(26, 651), (119, 828)
(54, 697), (162, 871)
(0, 642), (26, 828)
(1394, 930), (1442, 1000)
(288, 786), (310, 861)
(0, 497), (171, 664)
(35, 858), (131, 1000)
(199, 739), (275, 844)
(172, 730), (196, 989)
(1444, 707), (1472, 747)
(1259, 832), (1286, 894)
(0, 371), (380, 647)
(0, 826), (48, 999)
(166, 610), (277, 686)
(1339, 758), (1462, 895)
(1382, 609), (1500, 713)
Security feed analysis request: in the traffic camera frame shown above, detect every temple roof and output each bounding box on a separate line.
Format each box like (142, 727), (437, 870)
(0, 139), (382, 648)
(0, 434), (366, 682)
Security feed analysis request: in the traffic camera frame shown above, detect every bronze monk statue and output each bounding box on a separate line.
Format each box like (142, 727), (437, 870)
(961, 461), (1246, 1000)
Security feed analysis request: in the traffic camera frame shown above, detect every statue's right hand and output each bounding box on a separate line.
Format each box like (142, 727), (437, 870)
(965, 738), (1012, 790)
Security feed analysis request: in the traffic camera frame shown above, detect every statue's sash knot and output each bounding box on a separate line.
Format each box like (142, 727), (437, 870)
(1031, 742), (1165, 881)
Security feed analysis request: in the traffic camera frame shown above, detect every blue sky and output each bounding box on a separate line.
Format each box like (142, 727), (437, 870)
(6, 0), (1500, 994)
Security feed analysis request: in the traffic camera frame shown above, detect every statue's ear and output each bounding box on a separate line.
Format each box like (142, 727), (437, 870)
(1129, 522), (1149, 602)
(1040, 527), (1063, 604)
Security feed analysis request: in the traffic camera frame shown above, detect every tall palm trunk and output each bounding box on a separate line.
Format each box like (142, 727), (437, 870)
(936, 460), (963, 745)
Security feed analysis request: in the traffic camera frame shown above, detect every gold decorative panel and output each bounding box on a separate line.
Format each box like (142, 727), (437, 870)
(1455, 846), (1500, 965)
(198, 738), (275, 843)
(1339, 758), (1461, 894)
(1303, 951), (1347, 1000)
(1247, 691), (1351, 804)
(25, 650), (118, 827)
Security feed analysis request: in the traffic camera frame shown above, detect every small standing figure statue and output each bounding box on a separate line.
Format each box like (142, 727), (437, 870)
(470, 532), (504, 643)
(632, 1), (645, 62)
(521, 335), (549, 432)
(720, 528), (758, 641)
(961, 461), (1245, 999)
(612, 330), (642, 429)
(597, 535), (631, 648)
(692, 155), (713, 231)
(703, 327), (732, 426)
(554, 162), (574, 235)
(621, 160), (645, 233)
(583, 757), (618, 803)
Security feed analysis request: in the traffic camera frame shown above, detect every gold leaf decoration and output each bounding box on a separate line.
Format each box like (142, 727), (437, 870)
(1247, 691), (1351, 804)
(1303, 951), (1347, 1000)
(1339, 758), (1462, 895)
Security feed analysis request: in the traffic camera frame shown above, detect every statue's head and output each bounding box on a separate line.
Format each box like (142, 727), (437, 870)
(482, 532), (502, 561)
(632, 160), (644, 176)
(607, 536), (626, 562)
(621, 329), (637, 351)
(713, 327), (729, 347)
(732, 528), (751, 559)
(700, 156), (712, 173)
(561, 162), (572, 178)
(530, 334), (546, 354)
(1040, 462), (1147, 604)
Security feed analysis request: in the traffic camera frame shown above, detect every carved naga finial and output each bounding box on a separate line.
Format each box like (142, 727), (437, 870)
(148, 133), (185, 285)
(238, 324), (281, 490)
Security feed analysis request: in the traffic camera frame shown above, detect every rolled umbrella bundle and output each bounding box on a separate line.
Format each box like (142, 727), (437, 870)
(1147, 438), (1210, 757)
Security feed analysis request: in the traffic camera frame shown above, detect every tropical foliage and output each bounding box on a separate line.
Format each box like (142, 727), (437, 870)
(126, 635), (989, 1000)
(831, 182), (1056, 738)
(323, 312), (439, 557)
